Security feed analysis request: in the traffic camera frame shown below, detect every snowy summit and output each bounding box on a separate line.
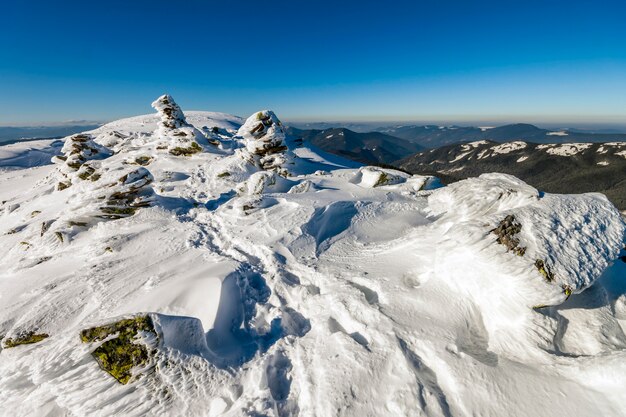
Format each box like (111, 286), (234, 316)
(0, 95), (625, 417)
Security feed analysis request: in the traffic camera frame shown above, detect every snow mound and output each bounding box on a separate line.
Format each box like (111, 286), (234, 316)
(429, 173), (539, 218)
(351, 166), (409, 188)
(0, 95), (624, 417)
(0, 139), (63, 170)
(430, 173), (624, 305)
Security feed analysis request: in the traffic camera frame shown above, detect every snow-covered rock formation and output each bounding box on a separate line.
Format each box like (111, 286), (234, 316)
(236, 110), (289, 172)
(151, 94), (206, 155)
(0, 95), (624, 417)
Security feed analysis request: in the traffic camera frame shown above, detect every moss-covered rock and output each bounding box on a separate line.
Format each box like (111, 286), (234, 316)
(99, 206), (137, 217)
(169, 141), (202, 156)
(77, 165), (97, 180)
(373, 172), (390, 187)
(40, 220), (52, 237)
(133, 156), (153, 166)
(57, 181), (71, 191)
(95, 168), (154, 220)
(68, 221), (88, 227)
(3, 331), (49, 348)
(80, 315), (156, 384)
(59, 134), (108, 174)
(535, 259), (555, 282)
(562, 284), (572, 298)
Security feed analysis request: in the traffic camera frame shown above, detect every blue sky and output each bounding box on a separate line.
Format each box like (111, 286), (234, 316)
(1, 0), (625, 126)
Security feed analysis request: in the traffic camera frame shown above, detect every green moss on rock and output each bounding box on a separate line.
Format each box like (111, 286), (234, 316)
(133, 156), (153, 166)
(3, 331), (49, 348)
(562, 284), (573, 299)
(373, 172), (390, 187)
(80, 315), (156, 384)
(100, 206), (137, 216)
(67, 160), (83, 170)
(254, 144), (288, 158)
(535, 259), (555, 282)
(57, 181), (72, 191)
(68, 221), (88, 227)
(169, 142), (201, 156)
(77, 165), (96, 180)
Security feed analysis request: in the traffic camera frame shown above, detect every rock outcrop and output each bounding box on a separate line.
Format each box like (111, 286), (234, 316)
(53, 134), (111, 190)
(80, 315), (157, 384)
(151, 94), (204, 156)
(237, 110), (288, 172)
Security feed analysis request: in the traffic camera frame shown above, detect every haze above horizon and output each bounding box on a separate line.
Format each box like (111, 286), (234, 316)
(1, 0), (625, 126)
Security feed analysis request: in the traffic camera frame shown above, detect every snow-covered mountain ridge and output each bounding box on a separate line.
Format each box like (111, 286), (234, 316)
(0, 96), (625, 417)
(399, 139), (626, 211)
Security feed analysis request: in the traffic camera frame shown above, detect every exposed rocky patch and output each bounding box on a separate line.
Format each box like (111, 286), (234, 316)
(492, 215), (526, 256)
(53, 133), (110, 190)
(80, 315), (157, 384)
(534, 259), (555, 282)
(2, 331), (49, 348)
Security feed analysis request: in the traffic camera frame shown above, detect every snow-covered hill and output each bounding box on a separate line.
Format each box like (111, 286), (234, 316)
(0, 96), (625, 417)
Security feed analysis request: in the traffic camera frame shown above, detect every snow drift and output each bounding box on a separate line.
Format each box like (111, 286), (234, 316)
(0, 95), (625, 417)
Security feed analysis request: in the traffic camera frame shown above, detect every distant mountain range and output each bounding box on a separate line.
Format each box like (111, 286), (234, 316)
(379, 123), (626, 148)
(0, 124), (101, 145)
(286, 127), (423, 165)
(397, 140), (626, 210)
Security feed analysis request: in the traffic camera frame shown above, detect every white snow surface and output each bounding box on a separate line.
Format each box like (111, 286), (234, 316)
(0, 139), (63, 171)
(0, 99), (625, 417)
(490, 141), (527, 155)
(538, 143), (592, 156)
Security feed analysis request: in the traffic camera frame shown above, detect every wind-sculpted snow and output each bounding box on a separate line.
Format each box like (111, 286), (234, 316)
(0, 96), (625, 417)
(0, 139), (64, 170)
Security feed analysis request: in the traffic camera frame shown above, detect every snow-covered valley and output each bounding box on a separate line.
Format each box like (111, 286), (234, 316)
(0, 96), (625, 417)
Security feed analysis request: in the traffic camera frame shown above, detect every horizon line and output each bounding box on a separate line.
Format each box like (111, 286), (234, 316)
(1, 114), (625, 131)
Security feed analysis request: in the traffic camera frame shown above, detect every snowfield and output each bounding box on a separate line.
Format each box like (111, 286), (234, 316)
(0, 96), (625, 417)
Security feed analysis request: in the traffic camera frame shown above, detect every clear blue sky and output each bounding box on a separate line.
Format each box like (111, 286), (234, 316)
(1, 0), (625, 126)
